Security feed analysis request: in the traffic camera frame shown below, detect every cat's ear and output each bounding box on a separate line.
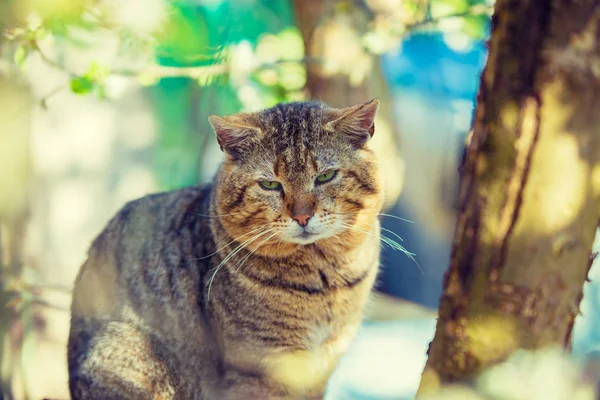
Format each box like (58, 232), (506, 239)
(208, 115), (262, 159)
(325, 99), (379, 147)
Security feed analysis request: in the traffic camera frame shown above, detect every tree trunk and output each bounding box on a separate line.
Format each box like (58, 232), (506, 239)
(291, 0), (405, 209)
(417, 0), (600, 394)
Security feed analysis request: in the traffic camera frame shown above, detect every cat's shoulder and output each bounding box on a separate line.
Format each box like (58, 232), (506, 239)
(89, 184), (212, 253)
(113, 184), (209, 222)
(118, 184), (211, 221)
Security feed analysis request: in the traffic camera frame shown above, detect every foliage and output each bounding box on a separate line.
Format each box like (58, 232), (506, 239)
(1, 0), (493, 105)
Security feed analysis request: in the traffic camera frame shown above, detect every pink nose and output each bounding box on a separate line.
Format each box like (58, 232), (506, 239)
(293, 214), (312, 227)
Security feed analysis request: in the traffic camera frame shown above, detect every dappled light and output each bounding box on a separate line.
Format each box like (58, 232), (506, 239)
(421, 348), (598, 400)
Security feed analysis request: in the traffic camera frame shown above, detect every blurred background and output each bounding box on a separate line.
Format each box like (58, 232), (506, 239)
(1, 0), (599, 399)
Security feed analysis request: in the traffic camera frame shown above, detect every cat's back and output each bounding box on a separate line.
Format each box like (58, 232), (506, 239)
(68, 185), (217, 399)
(70, 184), (213, 324)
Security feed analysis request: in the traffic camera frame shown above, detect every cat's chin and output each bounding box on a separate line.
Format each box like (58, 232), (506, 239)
(285, 231), (329, 245)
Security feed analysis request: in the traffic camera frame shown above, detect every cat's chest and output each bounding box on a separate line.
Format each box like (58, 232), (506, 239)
(216, 245), (378, 391)
(261, 319), (359, 394)
(251, 266), (374, 393)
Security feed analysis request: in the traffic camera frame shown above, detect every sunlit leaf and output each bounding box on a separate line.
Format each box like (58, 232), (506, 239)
(28, 0), (86, 19)
(228, 41), (257, 86)
(84, 61), (110, 83)
(70, 76), (94, 94)
(277, 63), (305, 91)
(431, 0), (470, 17)
(286, 90), (306, 102)
(256, 68), (278, 86)
(363, 30), (398, 55)
(255, 33), (279, 63)
(13, 45), (28, 66)
(156, 5), (210, 66)
(275, 27), (304, 61)
(462, 14), (489, 39)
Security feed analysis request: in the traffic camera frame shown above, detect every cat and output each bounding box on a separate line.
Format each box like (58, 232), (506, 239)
(67, 99), (384, 400)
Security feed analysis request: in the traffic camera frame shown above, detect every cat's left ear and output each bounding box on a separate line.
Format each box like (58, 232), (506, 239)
(325, 99), (379, 147)
(208, 114), (262, 159)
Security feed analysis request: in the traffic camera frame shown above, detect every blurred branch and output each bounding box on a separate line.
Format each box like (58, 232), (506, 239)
(402, 4), (493, 32)
(10, 1), (493, 87)
(3, 283), (70, 313)
(7, 296), (69, 312)
(24, 283), (71, 294)
(32, 38), (322, 81)
(39, 83), (70, 109)
(2, 277), (71, 295)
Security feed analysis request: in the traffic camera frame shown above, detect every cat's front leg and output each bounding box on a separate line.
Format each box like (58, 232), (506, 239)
(68, 319), (180, 400)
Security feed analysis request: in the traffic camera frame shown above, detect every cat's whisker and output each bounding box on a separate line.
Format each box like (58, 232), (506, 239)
(191, 211), (247, 218)
(378, 213), (415, 223)
(208, 228), (275, 275)
(336, 218), (410, 252)
(189, 226), (265, 261)
(189, 223), (274, 260)
(380, 227), (404, 242)
(271, 234), (286, 253)
(338, 223), (395, 251)
(338, 222), (422, 274)
(234, 231), (280, 273)
(332, 211), (414, 223)
(206, 228), (275, 301)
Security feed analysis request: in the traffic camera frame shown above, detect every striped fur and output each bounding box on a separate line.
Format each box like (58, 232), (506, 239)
(68, 100), (384, 399)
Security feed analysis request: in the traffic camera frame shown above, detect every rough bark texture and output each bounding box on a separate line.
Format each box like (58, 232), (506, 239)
(418, 0), (600, 394)
(291, 0), (405, 209)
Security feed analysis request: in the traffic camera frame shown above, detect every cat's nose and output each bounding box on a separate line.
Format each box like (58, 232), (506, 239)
(292, 213), (313, 227)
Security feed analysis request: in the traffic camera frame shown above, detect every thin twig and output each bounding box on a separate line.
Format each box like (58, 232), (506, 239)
(33, 38), (322, 81)
(29, 298), (69, 312)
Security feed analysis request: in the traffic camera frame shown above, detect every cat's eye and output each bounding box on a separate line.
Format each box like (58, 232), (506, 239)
(258, 180), (282, 190)
(316, 170), (337, 184)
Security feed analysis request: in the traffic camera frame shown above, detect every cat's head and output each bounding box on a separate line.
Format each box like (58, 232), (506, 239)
(209, 100), (384, 255)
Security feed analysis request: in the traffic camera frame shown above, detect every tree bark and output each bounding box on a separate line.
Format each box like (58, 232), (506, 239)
(291, 0), (405, 209)
(417, 0), (600, 394)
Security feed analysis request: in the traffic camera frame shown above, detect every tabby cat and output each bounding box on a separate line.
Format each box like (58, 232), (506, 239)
(67, 99), (384, 400)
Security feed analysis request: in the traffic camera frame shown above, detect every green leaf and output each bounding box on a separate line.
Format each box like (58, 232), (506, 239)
(463, 14), (489, 39)
(431, 0), (470, 17)
(84, 61), (109, 83)
(68, 62), (110, 96)
(13, 45), (27, 67)
(156, 6), (210, 67)
(70, 76), (94, 95)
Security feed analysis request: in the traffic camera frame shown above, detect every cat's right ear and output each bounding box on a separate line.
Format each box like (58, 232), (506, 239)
(208, 115), (262, 159)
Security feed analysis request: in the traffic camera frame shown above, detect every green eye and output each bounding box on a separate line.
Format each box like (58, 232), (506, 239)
(259, 180), (282, 190)
(316, 170), (337, 184)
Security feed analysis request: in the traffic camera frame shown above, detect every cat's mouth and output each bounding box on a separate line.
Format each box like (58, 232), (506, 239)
(287, 229), (325, 245)
(297, 231), (315, 240)
(283, 216), (336, 245)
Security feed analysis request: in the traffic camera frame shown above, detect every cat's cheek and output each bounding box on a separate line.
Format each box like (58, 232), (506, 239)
(263, 195), (282, 210)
